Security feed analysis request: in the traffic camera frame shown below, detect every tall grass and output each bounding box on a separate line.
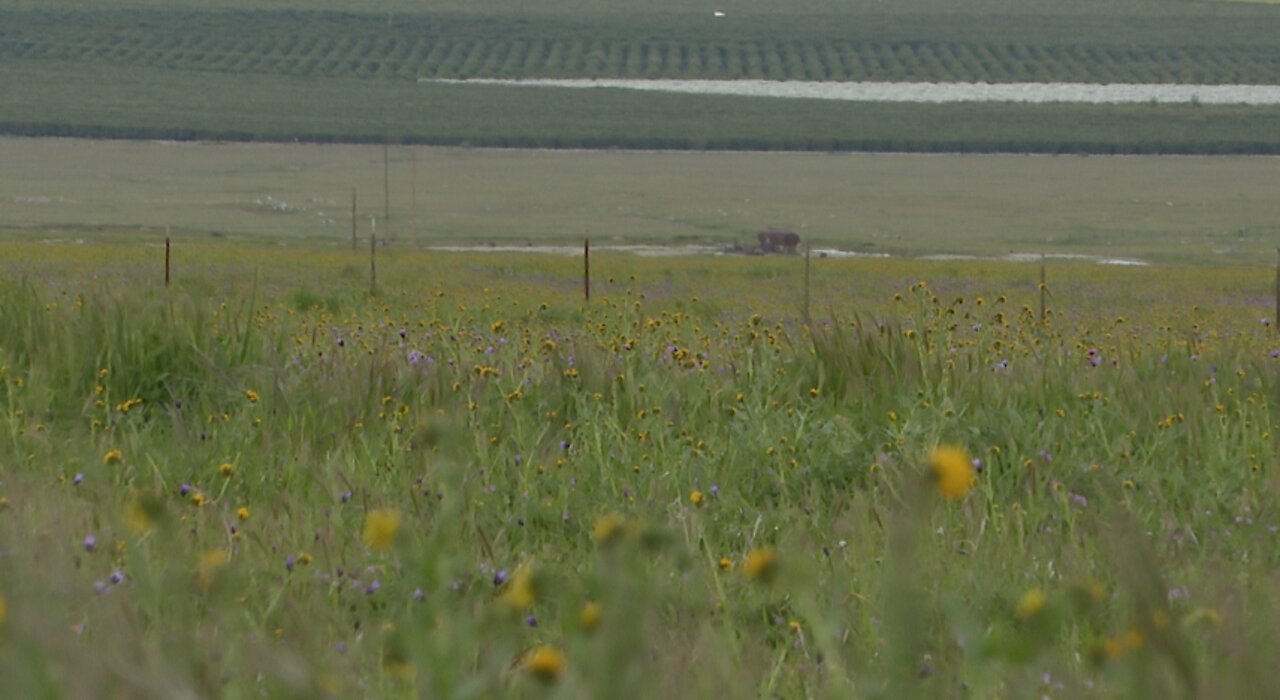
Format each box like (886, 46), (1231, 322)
(0, 243), (1277, 697)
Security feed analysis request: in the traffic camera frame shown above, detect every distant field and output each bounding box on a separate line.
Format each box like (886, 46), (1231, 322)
(2, 1), (1280, 152)
(4, 7), (1278, 85)
(3, 138), (1277, 266)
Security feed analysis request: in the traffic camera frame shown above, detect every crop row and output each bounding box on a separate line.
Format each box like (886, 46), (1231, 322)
(6, 59), (1280, 155)
(4, 26), (1279, 84)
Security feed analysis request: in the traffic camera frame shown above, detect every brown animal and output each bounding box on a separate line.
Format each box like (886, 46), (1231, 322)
(758, 229), (800, 254)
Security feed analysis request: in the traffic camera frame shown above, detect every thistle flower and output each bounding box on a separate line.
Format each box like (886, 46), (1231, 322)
(928, 446), (976, 501)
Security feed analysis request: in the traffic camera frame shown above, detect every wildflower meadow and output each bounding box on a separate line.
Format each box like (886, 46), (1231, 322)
(0, 239), (1277, 698)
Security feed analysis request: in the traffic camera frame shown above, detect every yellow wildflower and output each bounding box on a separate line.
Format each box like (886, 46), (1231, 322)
(743, 547), (779, 583)
(297, 552), (313, 566)
(1183, 608), (1222, 628)
(124, 496), (158, 533)
(928, 445), (976, 500)
(362, 509), (401, 552)
(218, 462), (234, 478)
(115, 398), (143, 413)
(689, 490), (704, 507)
(500, 565), (536, 609)
(245, 389), (260, 403)
(384, 658), (416, 681)
(1015, 588), (1047, 621)
(236, 506), (250, 522)
(718, 556), (732, 572)
(523, 646), (566, 683)
(579, 601), (602, 632)
(1120, 627), (1145, 653)
(102, 449), (123, 465)
(592, 513), (625, 546)
(197, 548), (230, 591)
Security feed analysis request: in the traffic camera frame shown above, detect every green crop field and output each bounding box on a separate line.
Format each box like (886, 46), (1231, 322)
(1, 237), (1279, 698)
(4, 138), (1279, 265)
(2, 0), (1280, 152)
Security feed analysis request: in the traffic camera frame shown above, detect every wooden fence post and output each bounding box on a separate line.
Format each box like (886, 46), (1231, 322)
(1039, 254), (1047, 325)
(164, 228), (171, 287)
(383, 140), (391, 245)
(803, 244), (812, 325)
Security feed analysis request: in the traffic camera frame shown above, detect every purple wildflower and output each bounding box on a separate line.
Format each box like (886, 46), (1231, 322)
(285, 555), (296, 572)
(179, 483), (192, 497)
(364, 580), (381, 595)
(493, 570), (508, 587)
(73, 473), (84, 486)
(340, 490), (352, 503)
(83, 535), (97, 553)
(525, 615), (538, 627)
(109, 570), (125, 585)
